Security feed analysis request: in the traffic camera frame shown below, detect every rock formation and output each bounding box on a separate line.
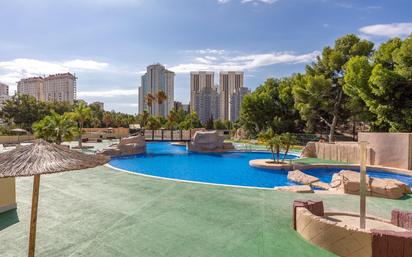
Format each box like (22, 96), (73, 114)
(329, 170), (411, 199)
(188, 130), (234, 152)
(288, 170), (319, 185)
(99, 135), (146, 157)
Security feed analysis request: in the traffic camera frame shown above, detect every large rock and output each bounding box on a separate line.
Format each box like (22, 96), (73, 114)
(329, 170), (410, 199)
(302, 142), (317, 158)
(370, 178), (410, 199)
(288, 170), (320, 185)
(188, 130), (233, 152)
(274, 185), (314, 193)
(100, 135), (146, 157)
(234, 128), (248, 140)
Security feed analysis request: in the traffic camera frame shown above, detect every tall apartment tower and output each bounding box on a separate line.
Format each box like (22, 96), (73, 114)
(0, 82), (10, 111)
(17, 77), (45, 101)
(17, 73), (76, 103)
(230, 87), (251, 121)
(0, 82), (9, 96)
(138, 64), (175, 117)
(219, 71), (244, 121)
(44, 73), (76, 103)
(190, 71), (219, 124)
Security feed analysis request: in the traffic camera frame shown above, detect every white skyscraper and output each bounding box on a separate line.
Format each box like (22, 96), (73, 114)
(219, 71), (247, 121)
(190, 71), (219, 124)
(0, 82), (9, 96)
(0, 83), (10, 111)
(138, 64), (175, 117)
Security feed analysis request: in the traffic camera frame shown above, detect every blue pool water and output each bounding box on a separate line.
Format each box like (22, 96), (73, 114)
(109, 142), (412, 189)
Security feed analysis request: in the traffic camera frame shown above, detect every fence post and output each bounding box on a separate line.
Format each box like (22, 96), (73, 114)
(161, 129), (164, 141)
(152, 130), (154, 141)
(180, 130), (183, 141)
(171, 129), (174, 141)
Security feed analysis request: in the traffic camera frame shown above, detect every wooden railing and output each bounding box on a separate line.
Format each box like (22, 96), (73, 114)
(142, 129), (192, 141)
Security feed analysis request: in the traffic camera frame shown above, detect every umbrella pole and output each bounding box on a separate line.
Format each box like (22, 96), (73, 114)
(359, 141), (367, 229)
(28, 175), (41, 257)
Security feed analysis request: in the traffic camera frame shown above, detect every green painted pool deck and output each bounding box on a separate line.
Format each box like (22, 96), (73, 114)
(1, 166), (411, 257)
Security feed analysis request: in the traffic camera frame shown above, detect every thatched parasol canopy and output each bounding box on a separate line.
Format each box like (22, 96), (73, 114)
(0, 140), (110, 178)
(10, 128), (29, 134)
(0, 140), (110, 257)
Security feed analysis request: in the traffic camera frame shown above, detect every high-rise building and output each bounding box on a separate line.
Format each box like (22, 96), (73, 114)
(0, 82), (9, 96)
(219, 71), (245, 121)
(190, 71), (219, 124)
(17, 77), (44, 101)
(43, 73), (76, 103)
(91, 101), (104, 110)
(138, 64), (175, 117)
(230, 87), (251, 122)
(17, 73), (76, 103)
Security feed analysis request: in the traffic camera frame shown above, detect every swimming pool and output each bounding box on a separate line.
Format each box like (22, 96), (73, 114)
(109, 142), (412, 189)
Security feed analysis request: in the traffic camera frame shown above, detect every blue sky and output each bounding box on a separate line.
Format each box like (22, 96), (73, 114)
(0, 0), (411, 114)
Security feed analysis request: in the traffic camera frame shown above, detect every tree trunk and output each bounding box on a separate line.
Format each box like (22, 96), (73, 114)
(282, 145), (290, 162)
(276, 145), (280, 163)
(78, 122), (83, 148)
(328, 90), (343, 143)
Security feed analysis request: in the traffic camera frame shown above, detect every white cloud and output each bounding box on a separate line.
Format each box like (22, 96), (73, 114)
(0, 58), (109, 85)
(169, 50), (319, 73)
(241, 0), (277, 4)
(359, 22), (412, 38)
(63, 59), (108, 70)
(77, 88), (138, 98)
(218, 0), (277, 4)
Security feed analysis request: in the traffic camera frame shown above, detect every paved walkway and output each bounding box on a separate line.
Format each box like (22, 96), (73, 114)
(1, 166), (411, 257)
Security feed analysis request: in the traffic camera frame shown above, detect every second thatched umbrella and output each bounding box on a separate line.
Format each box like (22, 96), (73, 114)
(0, 140), (110, 257)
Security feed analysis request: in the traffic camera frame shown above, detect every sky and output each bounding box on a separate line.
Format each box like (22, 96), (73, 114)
(0, 0), (411, 114)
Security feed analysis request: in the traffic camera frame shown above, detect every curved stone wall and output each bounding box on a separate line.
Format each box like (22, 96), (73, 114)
(296, 208), (373, 257)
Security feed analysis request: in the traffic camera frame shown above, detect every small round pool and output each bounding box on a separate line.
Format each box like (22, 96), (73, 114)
(109, 142), (412, 189)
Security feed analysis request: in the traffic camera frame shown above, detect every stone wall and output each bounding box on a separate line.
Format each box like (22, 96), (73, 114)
(302, 141), (362, 163)
(358, 133), (412, 170)
(303, 133), (412, 170)
(0, 178), (16, 213)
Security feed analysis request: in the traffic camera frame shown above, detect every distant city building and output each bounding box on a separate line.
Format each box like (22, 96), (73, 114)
(91, 101), (104, 110)
(182, 104), (190, 113)
(0, 82), (9, 96)
(43, 73), (76, 103)
(230, 87), (251, 122)
(173, 101), (183, 110)
(0, 94), (11, 110)
(138, 64), (175, 117)
(219, 71), (247, 121)
(190, 71), (219, 124)
(17, 73), (76, 103)
(17, 77), (44, 101)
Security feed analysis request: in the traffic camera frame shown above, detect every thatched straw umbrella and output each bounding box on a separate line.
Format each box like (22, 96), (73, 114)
(10, 128), (29, 143)
(0, 140), (110, 257)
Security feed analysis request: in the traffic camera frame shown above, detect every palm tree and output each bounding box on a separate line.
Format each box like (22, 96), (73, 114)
(72, 102), (92, 148)
(156, 91), (167, 105)
(103, 112), (112, 128)
(32, 112), (77, 145)
(259, 128), (282, 163)
(281, 133), (298, 162)
(145, 93), (156, 115)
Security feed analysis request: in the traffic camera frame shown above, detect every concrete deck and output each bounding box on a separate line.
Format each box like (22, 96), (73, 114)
(1, 166), (411, 257)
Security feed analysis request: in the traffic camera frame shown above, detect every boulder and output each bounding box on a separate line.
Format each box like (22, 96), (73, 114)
(311, 181), (330, 190)
(329, 170), (410, 199)
(370, 178), (410, 199)
(302, 142), (317, 158)
(288, 170), (319, 185)
(188, 130), (233, 152)
(329, 170), (370, 194)
(99, 135), (146, 157)
(274, 185), (314, 193)
(234, 128), (248, 140)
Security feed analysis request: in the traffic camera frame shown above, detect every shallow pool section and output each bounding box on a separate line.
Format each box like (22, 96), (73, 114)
(109, 142), (412, 189)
